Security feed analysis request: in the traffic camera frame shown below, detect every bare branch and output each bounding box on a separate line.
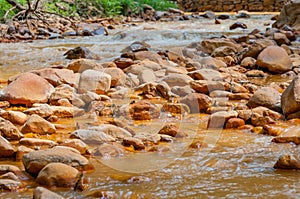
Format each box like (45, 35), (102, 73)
(3, 6), (16, 22)
(5, 0), (25, 10)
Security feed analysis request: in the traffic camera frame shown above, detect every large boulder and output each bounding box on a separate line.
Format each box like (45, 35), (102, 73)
(273, 0), (300, 31)
(67, 58), (103, 73)
(281, 75), (300, 117)
(22, 147), (94, 176)
(247, 87), (281, 112)
(0, 73), (54, 106)
(256, 46), (292, 73)
(36, 163), (80, 188)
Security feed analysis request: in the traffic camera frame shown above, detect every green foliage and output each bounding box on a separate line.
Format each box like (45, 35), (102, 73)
(0, 0), (178, 22)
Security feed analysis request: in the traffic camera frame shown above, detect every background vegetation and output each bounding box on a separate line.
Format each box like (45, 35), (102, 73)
(0, 0), (178, 22)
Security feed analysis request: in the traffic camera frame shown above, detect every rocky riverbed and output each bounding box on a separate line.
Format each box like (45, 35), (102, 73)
(0, 2), (299, 199)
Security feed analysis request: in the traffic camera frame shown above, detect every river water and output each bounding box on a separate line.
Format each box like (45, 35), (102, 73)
(0, 14), (300, 198)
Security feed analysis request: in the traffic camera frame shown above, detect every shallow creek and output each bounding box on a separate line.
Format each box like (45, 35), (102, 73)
(0, 14), (300, 198)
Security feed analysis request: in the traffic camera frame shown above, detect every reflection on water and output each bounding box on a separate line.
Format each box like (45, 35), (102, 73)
(0, 14), (300, 198)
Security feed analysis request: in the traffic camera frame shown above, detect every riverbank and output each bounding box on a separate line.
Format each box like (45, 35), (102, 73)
(0, 3), (300, 199)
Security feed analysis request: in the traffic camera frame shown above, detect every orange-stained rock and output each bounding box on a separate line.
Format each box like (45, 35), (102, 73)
(225, 118), (245, 129)
(274, 154), (300, 170)
(0, 73), (54, 106)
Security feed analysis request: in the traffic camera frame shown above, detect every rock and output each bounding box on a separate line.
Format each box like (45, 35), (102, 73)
(49, 84), (75, 105)
(187, 69), (223, 81)
(273, 32), (290, 45)
(247, 87), (281, 112)
(241, 57), (256, 69)
(102, 68), (126, 87)
(236, 11), (250, 18)
(272, 126), (300, 144)
(274, 154), (300, 170)
(273, 1), (300, 31)
(36, 163), (80, 188)
(201, 38), (243, 55)
(134, 132), (161, 145)
(134, 51), (162, 63)
(138, 69), (156, 84)
(23, 104), (54, 118)
(0, 110), (28, 125)
(19, 138), (57, 148)
(242, 39), (276, 59)
(197, 56), (227, 69)
(160, 74), (193, 87)
(121, 41), (151, 53)
(33, 186), (65, 199)
(158, 124), (179, 137)
(190, 80), (225, 94)
(162, 103), (190, 115)
(0, 117), (23, 140)
(0, 172), (19, 181)
(70, 129), (116, 144)
(21, 114), (56, 135)
(180, 93), (212, 113)
(171, 85), (194, 97)
(229, 22), (247, 30)
(92, 143), (124, 157)
(201, 11), (215, 19)
(0, 73), (54, 106)
(217, 14), (230, 20)
(22, 147), (94, 176)
(0, 135), (15, 158)
(63, 46), (100, 60)
(114, 58), (134, 70)
(123, 137), (145, 150)
(281, 75), (300, 117)
(78, 69), (111, 94)
(246, 70), (267, 78)
(60, 139), (87, 154)
(207, 111), (238, 129)
(120, 101), (160, 120)
(225, 118), (245, 129)
(88, 124), (133, 139)
(256, 46), (292, 73)
(32, 68), (79, 87)
(16, 145), (34, 161)
(67, 59), (103, 73)
(0, 179), (22, 191)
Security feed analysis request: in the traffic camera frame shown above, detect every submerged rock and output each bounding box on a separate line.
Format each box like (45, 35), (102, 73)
(274, 154), (300, 170)
(33, 186), (65, 199)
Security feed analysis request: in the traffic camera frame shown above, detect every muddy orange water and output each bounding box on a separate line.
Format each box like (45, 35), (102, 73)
(0, 13), (300, 198)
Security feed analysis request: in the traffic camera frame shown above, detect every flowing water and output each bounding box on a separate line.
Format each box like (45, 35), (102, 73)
(0, 14), (300, 198)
